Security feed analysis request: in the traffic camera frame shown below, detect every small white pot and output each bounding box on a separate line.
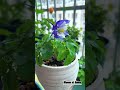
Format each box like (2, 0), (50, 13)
(35, 58), (79, 90)
(86, 65), (105, 90)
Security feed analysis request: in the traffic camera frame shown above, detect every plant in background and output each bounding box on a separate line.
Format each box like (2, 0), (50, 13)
(67, 26), (81, 40)
(0, 20), (35, 90)
(0, 0), (36, 90)
(86, 0), (109, 86)
(77, 56), (85, 85)
(104, 1), (120, 89)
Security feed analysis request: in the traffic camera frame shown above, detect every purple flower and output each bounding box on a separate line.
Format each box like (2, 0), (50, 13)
(52, 20), (70, 39)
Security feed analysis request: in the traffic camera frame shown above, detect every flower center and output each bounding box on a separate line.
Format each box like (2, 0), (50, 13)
(58, 28), (65, 33)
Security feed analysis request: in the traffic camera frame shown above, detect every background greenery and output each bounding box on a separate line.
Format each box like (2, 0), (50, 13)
(0, 0), (35, 90)
(85, 0), (108, 86)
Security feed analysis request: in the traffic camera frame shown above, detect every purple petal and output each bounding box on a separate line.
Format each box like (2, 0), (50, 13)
(56, 20), (70, 28)
(51, 20), (70, 40)
(52, 30), (59, 38)
(52, 30), (65, 39)
(64, 31), (69, 36)
(59, 36), (63, 40)
(52, 25), (57, 30)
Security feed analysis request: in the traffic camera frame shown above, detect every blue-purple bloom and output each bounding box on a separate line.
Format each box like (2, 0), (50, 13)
(52, 20), (70, 39)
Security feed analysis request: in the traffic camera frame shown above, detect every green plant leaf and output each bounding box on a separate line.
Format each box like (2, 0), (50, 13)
(16, 20), (33, 36)
(66, 42), (76, 56)
(64, 52), (75, 65)
(0, 60), (8, 76)
(1, 68), (18, 90)
(35, 9), (44, 14)
(0, 29), (12, 36)
(57, 50), (67, 61)
(40, 41), (53, 60)
(17, 61), (34, 82)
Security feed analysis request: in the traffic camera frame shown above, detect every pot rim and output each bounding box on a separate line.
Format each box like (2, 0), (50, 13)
(86, 65), (104, 89)
(40, 54), (79, 69)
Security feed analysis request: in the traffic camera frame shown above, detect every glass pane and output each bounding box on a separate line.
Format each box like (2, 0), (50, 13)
(65, 10), (74, 26)
(49, 13), (56, 20)
(41, 0), (47, 9)
(76, 0), (85, 6)
(48, 0), (54, 8)
(38, 14), (41, 20)
(56, 0), (63, 8)
(42, 12), (47, 18)
(56, 11), (63, 21)
(65, 0), (74, 7)
(36, 0), (41, 9)
(75, 10), (85, 29)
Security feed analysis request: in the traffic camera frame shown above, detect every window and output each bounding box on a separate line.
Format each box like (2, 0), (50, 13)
(75, 13), (77, 19)
(68, 13), (70, 18)
(40, 0), (85, 28)
(59, 14), (61, 20)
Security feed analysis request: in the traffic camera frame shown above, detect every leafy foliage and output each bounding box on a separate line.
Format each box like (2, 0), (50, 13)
(0, 0), (34, 90)
(67, 26), (81, 40)
(35, 1), (80, 66)
(104, 3), (120, 89)
(104, 71), (120, 90)
(0, 19), (34, 90)
(35, 34), (79, 66)
(78, 56), (85, 85)
(85, 0), (108, 86)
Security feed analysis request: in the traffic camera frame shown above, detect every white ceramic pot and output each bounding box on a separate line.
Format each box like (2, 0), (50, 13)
(86, 65), (105, 90)
(35, 57), (79, 90)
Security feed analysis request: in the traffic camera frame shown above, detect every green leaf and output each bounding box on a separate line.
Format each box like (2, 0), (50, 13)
(85, 42), (98, 86)
(35, 38), (39, 42)
(64, 52), (75, 65)
(35, 9), (44, 14)
(40, 41), (53, 60)
(1, 68), (18, 90)
(17, 61), (34, 81)
(16, 20), (33, 36)
(0, 60), (8, 75)
(57, 50), (66, 61)
(46, 18), (55, 25)
(36, 53), (43, 66)
(42, 34), (51, 42)
(0, 29), (12, 36)
(78, 69), (85, 84)
(66, 42), (76, 56)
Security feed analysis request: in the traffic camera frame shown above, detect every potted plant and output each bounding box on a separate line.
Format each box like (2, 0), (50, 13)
(35, 2), (83, 90)
(86, 0), (109, 89)
(35, 18), (82, 90)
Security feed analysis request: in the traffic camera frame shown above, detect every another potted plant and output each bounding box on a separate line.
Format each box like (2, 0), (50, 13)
(104, 3), (120, 89)
(0, 0), (38, 90)
(86, 0), (109, 89)
(35, 1), (85, 89)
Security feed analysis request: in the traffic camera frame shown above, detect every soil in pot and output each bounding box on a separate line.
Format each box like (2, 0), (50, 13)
(43, 56), (75, 66)
(43, 56), (64, 66)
